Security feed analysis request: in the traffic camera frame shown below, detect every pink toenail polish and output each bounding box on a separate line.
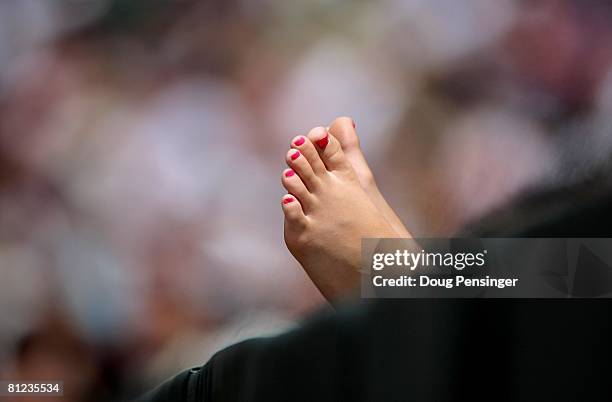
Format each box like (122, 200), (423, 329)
(285, 169), (295, 178)
(316, 134), (329, 150)
(283, 197), (294, 204)
(291, 151), (301, 160)
(294, 136), (305, 146)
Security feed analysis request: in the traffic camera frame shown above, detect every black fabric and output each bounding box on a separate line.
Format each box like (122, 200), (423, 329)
(137, 369), (192, 401)
(140, 184), (612, 402)
(461, 172), (612, 237)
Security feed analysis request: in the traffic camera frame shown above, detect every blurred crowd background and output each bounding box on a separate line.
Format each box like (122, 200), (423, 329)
(1, 0), (612, 400)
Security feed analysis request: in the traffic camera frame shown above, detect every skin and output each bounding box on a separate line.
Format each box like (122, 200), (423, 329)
(281, 118), (411, 303)
(326, 117), (411, 238)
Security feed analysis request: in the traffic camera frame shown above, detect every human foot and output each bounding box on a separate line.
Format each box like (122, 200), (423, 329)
(327, 117), (411, 238)
(281, 127), (397, 302)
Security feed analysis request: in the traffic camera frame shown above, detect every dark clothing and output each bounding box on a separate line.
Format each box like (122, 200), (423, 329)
(140, 184), (612, 402)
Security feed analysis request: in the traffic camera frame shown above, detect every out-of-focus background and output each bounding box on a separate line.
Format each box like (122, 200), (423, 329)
(1, 0), (612, 400)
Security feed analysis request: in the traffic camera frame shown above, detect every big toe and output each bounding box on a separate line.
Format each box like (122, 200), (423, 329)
(328, 116), (360, 150)
(328, 116), (374, 187)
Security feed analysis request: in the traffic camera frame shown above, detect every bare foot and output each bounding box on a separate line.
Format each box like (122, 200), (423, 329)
(281, 127), (396, 302)
(327, 117), (411, 238)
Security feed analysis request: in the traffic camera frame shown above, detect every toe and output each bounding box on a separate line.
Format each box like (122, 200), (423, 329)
(286, 148), (319, 190)
(282, 168), (311, 211)
(329, 116), (375, 187)
(291, 135), (326, 176)
(329, 116), (360, 150)
(281, 194), (307, 226)
(307, 127), (351, 172)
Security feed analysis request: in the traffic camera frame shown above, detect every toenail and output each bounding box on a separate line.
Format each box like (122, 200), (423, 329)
(316, 134), (329, 150)
(285, 169), (295, 178)
(291, 151), (301, 160)
(294, 136), (305, 146)
(352, 120), (356, 129)
(283, 197), (295, 204)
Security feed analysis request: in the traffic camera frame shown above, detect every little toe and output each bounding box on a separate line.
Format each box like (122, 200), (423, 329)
(281, 168), (311, 211)
(307, 127), (351, 172)
(291, 135), (326, 176)
(281, 194), (307, 227)
(286, 148), (319, 190)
